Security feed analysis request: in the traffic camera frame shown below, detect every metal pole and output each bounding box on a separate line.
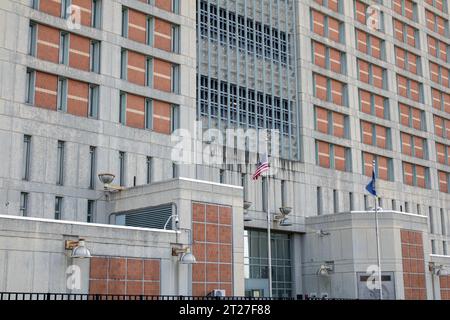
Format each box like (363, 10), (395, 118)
(373, 158), (383, 300)
(266, 135), (272, 298)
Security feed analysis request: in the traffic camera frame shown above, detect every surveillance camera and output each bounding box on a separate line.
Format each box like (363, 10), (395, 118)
(174, 215), (180, 229)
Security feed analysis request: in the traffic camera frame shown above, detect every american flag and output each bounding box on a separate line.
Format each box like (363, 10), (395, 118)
(252, 153), (269, 180)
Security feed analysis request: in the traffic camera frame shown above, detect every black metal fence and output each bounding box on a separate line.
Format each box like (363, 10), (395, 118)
(0, 292), (339, 301)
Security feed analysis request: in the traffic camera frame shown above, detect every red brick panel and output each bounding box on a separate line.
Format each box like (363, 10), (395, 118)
(377, 156), (388, 180)
(426, 10), (435, 32)
(358, 59), (370, 84)
(413, 136), (425, 159)
(440, 275), (450, 299)
(361, 121), (373, 145)
(38, 0), (61, 17)
(426, 0), (444, 11)
(406, 25), (417, 47)
(155, 0), (172, 12)
(400, 229), (426, 300)
(432, 88), (441, 110)
(415, 165), (426, 188)
(428, 35), (438, 58)
(401, 132), (412, 156)
(153, 58), (172, 92)
(69, 33), (90, 71)
(314, 74), (328, 101)
(374, 95), (385, 118)
(328, 16), (341, 43)
(411, 107), (422, 130)
(371, 36), (382, 60)
(154, 18), (172, 51)
(317, 140), (330, 168)
(35, 71), (58, 110)
(126, 94), (145, 129)
(312, 10), (325, 37)
(36, 24), (60, 64)
(128, 9), (147, 44)
(360, 90), (371, 114)
(362, 152), (375, 177)
(329, 48), (342, 73)
(430, 62), (440, 84)
(332, 112), (345, 138)
(434, 115), (445, 137)
(439, 171), (449, 193)
(313, 41), (326, 69)
(192, 202), (233, 296)
(333, 145), (346, 171)
(439, 41), (448, 63)
(330, 79), (344, 105)
(372, 64), (384, 89)
(393, 19), (404, 42)
(67, 79), (89, 117)
(375, 125), (387, 149)
(127, 51), (146, 86)
(436, 143), (447, 165)
(315, 107), (328, 134)
(355, 1), (367, 24)
(153, 100), (171, 134)
(71, 0), (92, 27)
(355, 29), (367, 54)
(399, 103), (410, 127)
(446, 118), (450, 137)
(89, 256), (161, 296)
(403, 162), (414, 186)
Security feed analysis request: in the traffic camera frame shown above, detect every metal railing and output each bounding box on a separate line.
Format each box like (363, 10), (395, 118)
(0, 292), (343, 301)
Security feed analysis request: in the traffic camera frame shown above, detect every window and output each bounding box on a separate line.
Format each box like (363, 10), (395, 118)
(316, 140), (351, 172)
(438, 170), (450, 193)
(395, 46), (421, 75)
(357, 59), (387, 90)
(426, 9), (449, 36)
(56, 141), (65, 185)
(145, 99), (153, 130)
(317, 187), (322, 215)
(92, 0), (102, 28)
(28, 22), (37, 56)
(281, 180), (287, 207)
(313, 74), (347, 106)
(22, 135), (31, 181)
(88, 85), (99, 118)
(57, 78), (68, 112)
(400, 132), (427, 159)
(55, 196), (63, 220)
(172, 0), (180, 14)
(314, 106), (349, 138)
(349, 192), (354, 211)
(171, 64), (180, 93)
(431, 239), (437, 254)
(171, 25), (180, 53)
(428, 35), (449, 63)
(429, 206), (435, 233)
(119, 92), (126, 125)
(405, 201), (410, 213)
(444, 241), (448, 256)
(61, 0), (70, 18)
(333, 189), (338, 213)
(362, 152), (393, 181)
(393, 0), (418, 21)
(87, 200), (95, 223)
(172, 162), (179, 178)
(89, 146), (96, 189)
(397, 75), (423, 102)
(122, 8), (128, 37)
(417, 204), (421, 215)
(359, 90), (390, 119)
(171, 105), (180, 132)
(312, 41), (346, 74)
(430, 62), (450, 88)
(311, 10), (344, 43)
(219, 169), (225, 184)
(262, 177), (267, 212)
(20, 192), (28, 217)
(146, 156), (152, 184)
(119, 151), (125, 186)
(120, 49), (127, 80)
(32, 0), (38, 9)
(399, 103), (425, 130)
(26, 69), (35, 104)
(434, 115), (450, 138)
(59, 32), (69, 65)
(360, 121), (391, 150)
(402, 162), (429, 188)
(364, 195), (368, 210)
(355, 29), (385, 60)
(441, 208), (447, 235)
(90, 40), (101, 73)
(145, 57), (153, 87)
(431, 88), (450, 113)
(146, 16), (154, 46)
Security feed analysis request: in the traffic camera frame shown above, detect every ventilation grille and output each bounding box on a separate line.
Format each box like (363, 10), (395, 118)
(115, 203), (173, 230)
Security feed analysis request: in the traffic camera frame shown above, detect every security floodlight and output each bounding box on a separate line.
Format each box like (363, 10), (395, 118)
(279, 207), (292, 215)
(180, 252), (197, 264)
(98, 173), (115, 184)
(243, 201), (252, 210)
(65, 239), (91, 259)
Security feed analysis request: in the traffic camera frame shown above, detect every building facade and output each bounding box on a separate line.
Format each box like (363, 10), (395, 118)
(0, 0), (450, 299)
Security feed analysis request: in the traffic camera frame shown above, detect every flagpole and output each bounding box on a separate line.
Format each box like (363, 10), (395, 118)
(373, 160), (383, 300)
(266, 133), (272, 298)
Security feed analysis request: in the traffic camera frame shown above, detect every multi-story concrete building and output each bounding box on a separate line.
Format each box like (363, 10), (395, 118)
(0, 0), (450, 300)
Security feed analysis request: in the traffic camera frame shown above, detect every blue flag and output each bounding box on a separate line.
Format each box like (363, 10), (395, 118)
(366, 171), (377, 196)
